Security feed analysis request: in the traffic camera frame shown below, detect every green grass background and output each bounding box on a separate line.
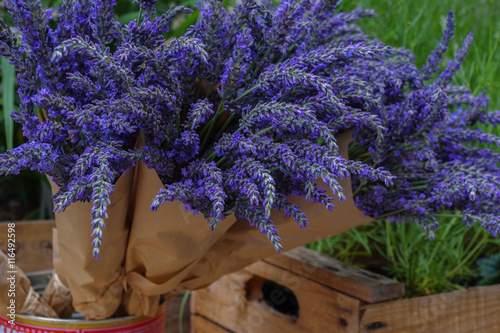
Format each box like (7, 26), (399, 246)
(340, 0), (500, 110)
(308, 0), (500, 297)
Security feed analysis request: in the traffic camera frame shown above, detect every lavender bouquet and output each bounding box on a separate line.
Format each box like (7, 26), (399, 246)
(0, 0), (396, 259)
(348, 12), (500, 239)
(0, 0), (499, 318)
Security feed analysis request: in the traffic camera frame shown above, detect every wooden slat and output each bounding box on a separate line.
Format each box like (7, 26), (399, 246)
(0, 220), (55, 273)
(190, 315), (231, 333)
(360, 284), (500, 333)
(193, 262), (361, 333)
(264, 247), (404, 303)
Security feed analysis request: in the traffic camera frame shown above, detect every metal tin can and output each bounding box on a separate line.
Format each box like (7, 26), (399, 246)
(0, 310), (165, 332)
(0, 271), (165, 332)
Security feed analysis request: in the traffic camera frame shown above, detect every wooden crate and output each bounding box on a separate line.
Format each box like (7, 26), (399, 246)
(0, 220), (55, 273)
(0, 220), (190, 332)
(190, 247), (500, 333)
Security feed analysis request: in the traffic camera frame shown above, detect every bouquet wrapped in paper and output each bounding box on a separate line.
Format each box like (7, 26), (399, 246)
(0, 0), (499, 319)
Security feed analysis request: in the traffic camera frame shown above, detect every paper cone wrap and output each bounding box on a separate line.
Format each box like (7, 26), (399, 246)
(123, 162), (237, 315)
(123, 131), (374, 312)
(49, 166), (135, 319)
(176, 131), (374, 290)
(178, 177), (373, 291)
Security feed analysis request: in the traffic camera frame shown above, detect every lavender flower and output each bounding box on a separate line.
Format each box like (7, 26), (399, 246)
(351, 12), (500, 237)
(1, 0), (498, 257)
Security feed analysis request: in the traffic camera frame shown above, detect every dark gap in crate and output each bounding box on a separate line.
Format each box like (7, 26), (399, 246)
(261, 280), (299, 317)
(245, 276), (300, 319)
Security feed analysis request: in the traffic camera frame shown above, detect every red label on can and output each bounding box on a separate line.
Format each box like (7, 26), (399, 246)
(0, 310), (165, 333)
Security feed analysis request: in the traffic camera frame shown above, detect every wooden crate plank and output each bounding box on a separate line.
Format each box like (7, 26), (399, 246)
(191, 315), (232, 333)
(0, 220), (55, 273)
(193, 262), (360, 333)
(360, 284), (500, 333)
(264, 247), (404, 303)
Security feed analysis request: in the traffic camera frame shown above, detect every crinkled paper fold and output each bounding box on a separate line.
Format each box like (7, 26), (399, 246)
(47, 131), (373, 318)
(123, 161), (238, 315)
(48, 166), (135, 319)
(123, 131), (374, 315)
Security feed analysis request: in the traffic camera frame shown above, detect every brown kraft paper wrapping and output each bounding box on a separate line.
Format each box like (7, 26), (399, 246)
(178, 177), (373, 291)
(0, 250), (58, 318)
(48, 166), (135, 319)
(41, 273), (74, 319)
(124, 131), (374, 309)
(176, 131), (375, 291)
(123, 162), (237, 315)
(121, 287), (161, 317)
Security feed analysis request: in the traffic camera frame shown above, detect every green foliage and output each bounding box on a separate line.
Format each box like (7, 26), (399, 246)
(310, 0), (500, 298)
(477, 253), (500, 286)
(338, 0), (500, 113)
(308, 218), (498, 297)
(372, 218), (493, 297)
(2, 58), (15, 151)
(306, 224), (377, 266)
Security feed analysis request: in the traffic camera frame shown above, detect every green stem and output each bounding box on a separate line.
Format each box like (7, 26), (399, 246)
(350, 151), (372, 160)
(193, 79), (203, 104)
(178, 290), (190, 333)
(213, 113), (236, 143)
(234, 85), (260, 103)
(385, 220), (395, 264)
(206, 151), (217, 162)
(199, 101), (225, 153)
(375, 199), (431, 220)
(255, 127), (272, 136)
(409, 180), (429, 185)
(431, 213), (461, 218)
(137, 7), (143, 24)
(2, 59), (15, 150)
(431, 213), (483, 222)
(249, 48), (272, 83)
(352, 181), (366, 197)
(348, 142), (371, 156)
(386, 185), (428, 195)
(205, 83), (213, 99)
(376, 208), (407, 220)
(361, 156), (373, 164)
(215, 156), (227, 167)
(446, 236), (486, 278)
(428, 218), (455, 263)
